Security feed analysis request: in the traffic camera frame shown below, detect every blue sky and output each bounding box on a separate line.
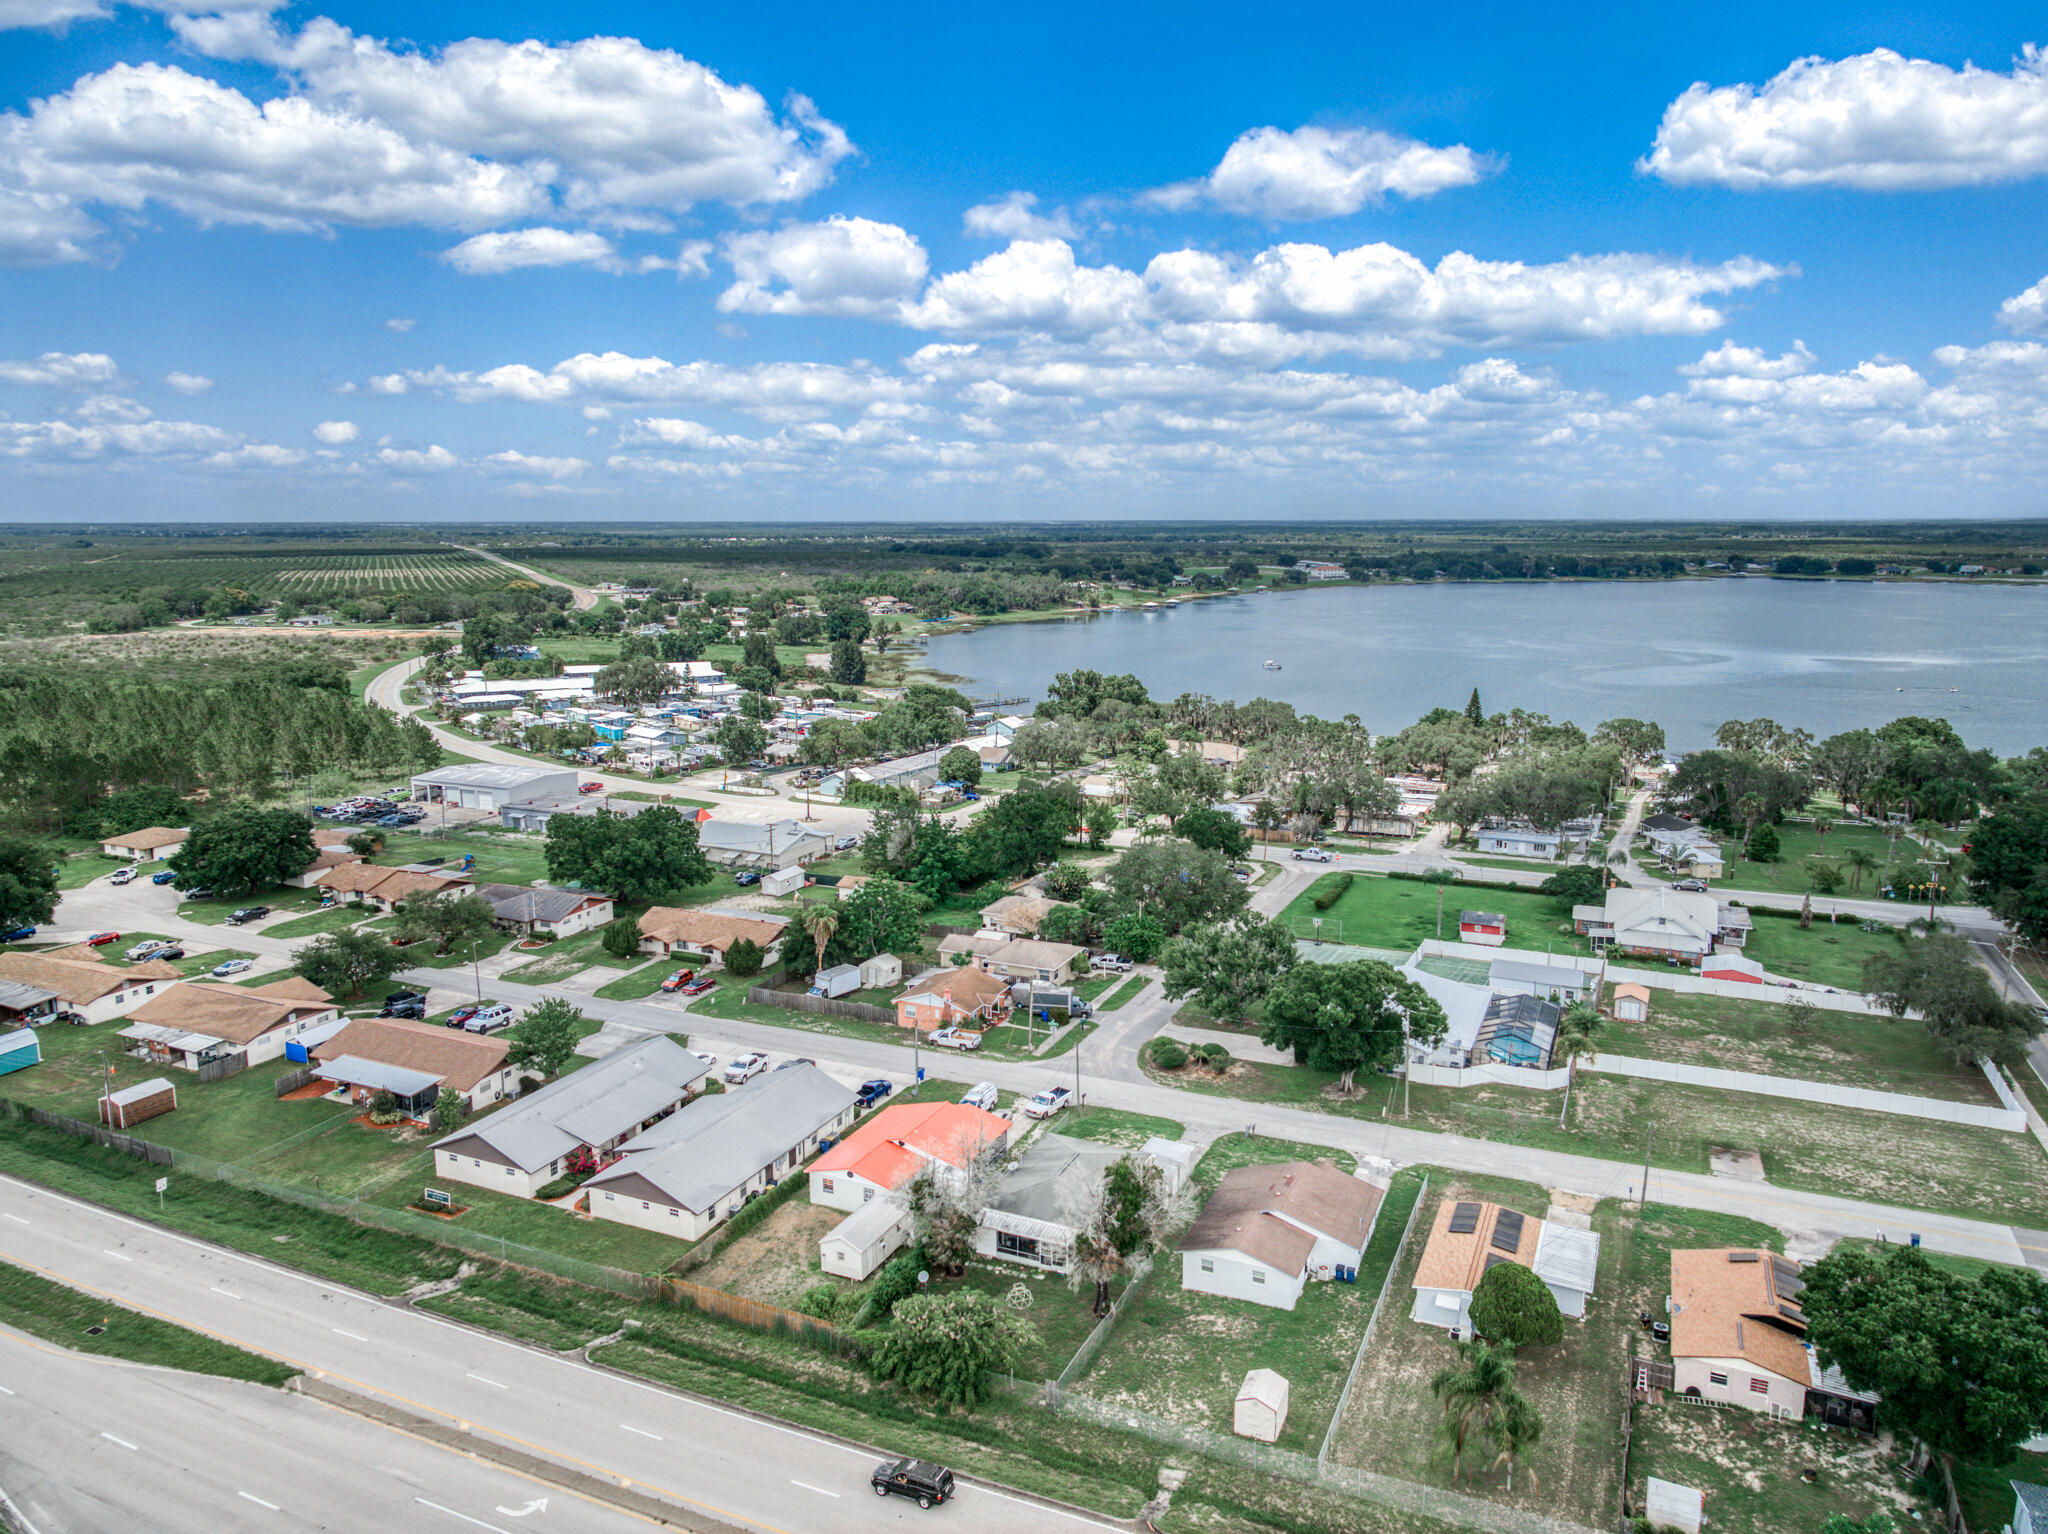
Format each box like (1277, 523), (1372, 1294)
(2, 0), (2046, 520)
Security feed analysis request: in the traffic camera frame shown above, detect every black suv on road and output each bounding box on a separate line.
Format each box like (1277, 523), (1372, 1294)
(871, 1459), (954, 1509)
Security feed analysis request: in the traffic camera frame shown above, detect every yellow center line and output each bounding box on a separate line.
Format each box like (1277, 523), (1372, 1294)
(0, 1250), (803, 1534)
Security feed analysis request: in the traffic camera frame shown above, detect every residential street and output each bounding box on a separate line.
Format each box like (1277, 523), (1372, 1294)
(0, 1322), (662, 1534)
(0, 1179), (1125, 1534)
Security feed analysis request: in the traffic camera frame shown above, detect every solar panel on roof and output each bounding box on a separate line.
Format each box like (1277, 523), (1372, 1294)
(1448, 1202), (1481, 1234)
(1491, 1209), (1525, 1252)
(1483, 1253), (1511, 1271)
(1727, 1251), (1761, 1263)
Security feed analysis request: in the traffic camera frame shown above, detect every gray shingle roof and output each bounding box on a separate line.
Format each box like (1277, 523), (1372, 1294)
(587, 1064), (855, 1212)
(434, 1035), (709, 1173)
(470, 884), (610, 923)
(985, 1132), (1125, 1226)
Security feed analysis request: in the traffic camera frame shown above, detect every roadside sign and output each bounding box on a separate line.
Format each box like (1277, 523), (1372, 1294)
(155, 1177), (167, 1193)
(423, 1187), (452, 1209)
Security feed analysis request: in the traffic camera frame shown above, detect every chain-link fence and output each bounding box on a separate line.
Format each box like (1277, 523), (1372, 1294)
(1053, 1254), (1153, 1390)
(1319, 1174), (1429, 1470)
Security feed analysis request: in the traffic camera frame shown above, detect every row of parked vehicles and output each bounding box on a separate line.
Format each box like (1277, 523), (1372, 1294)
(374, 989), (516, 1032)
(314, 795), (425, 828)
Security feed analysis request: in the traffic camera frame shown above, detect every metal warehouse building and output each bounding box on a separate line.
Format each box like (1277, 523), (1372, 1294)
(409, 763), (579, 813)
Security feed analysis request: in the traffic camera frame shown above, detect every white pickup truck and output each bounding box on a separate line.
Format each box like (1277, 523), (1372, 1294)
(1022, 1086), (1072, 1119)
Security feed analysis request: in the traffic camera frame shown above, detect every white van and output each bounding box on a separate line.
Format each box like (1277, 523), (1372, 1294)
(960, 1081), (999, 1112)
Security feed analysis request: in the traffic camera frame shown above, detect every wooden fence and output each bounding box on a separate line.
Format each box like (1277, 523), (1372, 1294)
(195, 1050), (248, 1084)
(745, 987), (895, 1026)
(0, 1095), (173, 1165)
(654, 1274), (859, 1356)
(273, 1067), (317, 1098)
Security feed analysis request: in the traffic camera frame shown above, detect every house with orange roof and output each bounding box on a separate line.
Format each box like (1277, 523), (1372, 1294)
(312, 861), (472, 912)
(1410, 1197), (1601, 1333)
(806, 1101), (1012, 1213)
(636, 907), (786, 962)
(894, 966), (1013, 1032)
(1666, 1248), (1878, 1429)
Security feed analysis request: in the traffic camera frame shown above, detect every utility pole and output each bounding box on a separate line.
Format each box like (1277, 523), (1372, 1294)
(1640, 1125), (1653, 1209)
(1924, 854), (1949, 927)
(1075, 1032), (1083, 1107)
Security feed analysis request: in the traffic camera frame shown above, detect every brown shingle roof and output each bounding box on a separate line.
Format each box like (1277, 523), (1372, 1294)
(1667, 1248), (1811, 1383)
(102, 826), (188, 851)
(902, 967), (1012, 1010)
(1179, 1161), (1383, 1272)
(247, 976), (334, 1004)
(314, 861), (398, 894)
(313, 1017), (509, 1094)
(300, 847), (365, 876)
(126, 982), (332, 1047)
(637, 907), (785, 952)
(1412, 1199), (1540, 1295)
(0, 951), (176, 1004)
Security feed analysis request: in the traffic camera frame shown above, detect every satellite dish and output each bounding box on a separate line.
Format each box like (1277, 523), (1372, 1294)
(917, 1270), (930, 1286)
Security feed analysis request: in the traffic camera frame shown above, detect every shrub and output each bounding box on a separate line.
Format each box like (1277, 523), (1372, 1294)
(798, 1283), (851, 1322)
(429, 1093), (470, 1135)
(599, 916), (642, 959)
(1469, 1255), (1565, 1348)
(1146, 1037), (1188, 1071)
(1042, 862), (1092, 902)
(1196, 1042), (1232, 1072)
(723, 937), (764, 977)
(1311, 872), (1355, 911)
(534, 1174), (586, 1201)
(1748, 824), (1781, 862)
(853, 1243), (928, 1329)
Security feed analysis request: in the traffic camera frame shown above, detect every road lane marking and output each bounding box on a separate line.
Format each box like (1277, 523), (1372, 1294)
(2, 1214), (26, 1224)
(0, 1384), (14, 1394)
(789, 1481), (839, 1498)
(331, 1327), (368, 1342)
(618, 1422), (662, 1440)
(465, 1372), (507, 1389)
(239, 1492), (280, 1510)
(100, 1432), (137, 1450)
(210, 1287), (240, 1300)
(414, 1499), (513, 1534)
(101, 1250), (131, 1262)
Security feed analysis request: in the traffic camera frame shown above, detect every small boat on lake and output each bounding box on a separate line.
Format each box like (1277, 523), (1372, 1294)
(1263, 659), (1283, 670)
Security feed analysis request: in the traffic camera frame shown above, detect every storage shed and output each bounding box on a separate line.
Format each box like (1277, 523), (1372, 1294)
(761, 865), (806, 897)
(1611, 983), (1652, 1023)
(100, 1076), (176, 1129)
(1233, 1369), (1290, 1442)
(0, 1025), (40, 1078)
(858, 952), (903, 990)
(820, 1198), (914, 1281)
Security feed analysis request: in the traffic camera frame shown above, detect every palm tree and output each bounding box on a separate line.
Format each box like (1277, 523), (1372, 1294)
(1842, 846), (1878, 892)
(802, 905), (839, 976)
(1430, 1341), (1542, 1489)
(1553, 1000), (1603, 1128)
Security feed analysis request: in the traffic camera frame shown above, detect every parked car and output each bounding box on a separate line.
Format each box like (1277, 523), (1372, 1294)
(722, 1051), (769, 1084)
(658, 969), (698, 992)
(153, 947), (185, 962)
(960, 1081), (999, 1112)
(579, 782), (604, 794)
(855, 1078), (893, 1108)
(871, 1459), (954, 1510)
(1291, 846), (1335, 862)
(109, 867), (136, 886)
(211, 958), (254, 977)
(151, 870), (177, 885)
(85, 931), (120, 947)
(732, 870), (761, 887)
(462, 1005), (515, 1033)
(380, 999), (427, 1020)
(223, 906), (271, 926)
(383, 989), (427, 1006)
(928, 1026), (982, 1051)
(125, 939), (167, 961)
(678, 976), (717, 997)
(1671, 878), (1708, 893)
(834, 834), (860, 850)
(1090, 953), (1133, 973)
(447, 1003), (483, 1027)
(1022, 1086), (1072, 1119)
(0, 926), (34, 943)
(182, 887), (214, 901)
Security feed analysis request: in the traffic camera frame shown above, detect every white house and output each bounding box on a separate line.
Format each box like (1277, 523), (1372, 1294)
(1411, 1199), (1600, 1331)
(807, 1102), (1012, 1213)
(1573, 887), (1737, 962)
(975, 1133), (1192, 1273)
(1488, 958), (1595, 1004)
(0, 948), (184, 1026)
(1179, 1161), (1384, 1312)
(1664, 1248), (1874, 1425)
(1472, 823), (1562, 858)
(697, 818), (832, 871)
(585, 1065), (857, 1240)
(469, 883), (616, 939)
(820, 1198), (916, 1281)
(99, 825), (188, 862)
(121, 978), (339, 1066)
(431, 1036), (711, 1199)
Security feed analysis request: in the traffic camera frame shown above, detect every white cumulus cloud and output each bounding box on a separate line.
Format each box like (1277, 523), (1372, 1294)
(719, 216), (930, 317)
(962, 191), (1077, 240)
(164, 370), (214, 394)
(1151, 124), (1493, 219)
(383, 317), (415, 333)
(0, 350), (120, 387)
(484, 448), (585, 477)
(1999, 273), (2048, 334)
(442, 226), (619, 274)
(1644, 46), (2048, 190)
(312, 419), (358, 443)
(1679, 340), (1815, 378)
(377, 443), (457, 471)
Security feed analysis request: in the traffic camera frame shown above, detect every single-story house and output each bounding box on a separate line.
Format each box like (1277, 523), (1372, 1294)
(101, 1076), (176, 1128)
(1610, 982), (1652, 1023)
(313, 861), (473, 913)
(2013, 1483), (2048, 1534)
(1472, 823), (1562, 859)
(808, 1101), (1013, 1213)
(973, 937), (1086, 986)
(977, 1132), (1193, 1273)
(312, 1017), (527, 1114)
(0, 978), (60, 1027)
(1458, 911), (1506, 947)
(1488, 958), (1594, 1004)
(895, 966), (1014, 1032)
(819, 1197), (916, 1281)
(1411, 1199), (1600, 1331)
(0, 949), (185, 1026)
(587, 1065), (859, 1240)
(697, 818), (833, 871)
(1668, 1248), (1877, 1431)
(1180, 1160), (1384, 1312)
(283, 845), (367, 888)
(469, 883), (616, 938)
(411, 763), (578, 812)
(853, 747), (950, 791)
(99, 825), (189, 862)
(636, 907), (786, 962)
(0, 1025), (40, 1078)
(980, 894), (1058, 937)
(1573, 887), (1743, 962)
(125, 979), (340, 1066)
(1665, 841), (1726, 879)
(431, 1036), (712, 1199)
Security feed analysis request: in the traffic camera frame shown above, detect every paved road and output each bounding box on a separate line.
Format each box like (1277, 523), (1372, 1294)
(451, 545), (601, 611)
(0, 1323), (658, 1534)
(0, 1180), (1122, 1534)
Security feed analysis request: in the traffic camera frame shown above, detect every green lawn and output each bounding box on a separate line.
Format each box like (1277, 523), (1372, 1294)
(175, 886), (332, 927)
(361, 833), (552, 887)
(498, 926), (645, 984)
(355, 1174), (697, 1275)
(1741, 909), (1908, 989)
(1699, 819), (1951, 900)
(1279, 872), (1590, 955)
(263, 905), (368, 941)
(1097, 976), (1147, 1011)
(57, 852), (136, 890)
(1597, 984), (1992, 1102)
(1450, 852), (1560, 872)
(172, 947), (253, 977)
(1057, 1105), (1185, 1148)
(0, 1258), (298, 1386)
(594, 959), (688, 1000)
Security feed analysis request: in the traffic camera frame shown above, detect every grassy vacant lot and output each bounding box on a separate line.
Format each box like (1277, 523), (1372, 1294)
(684, 980), (1097, 1063)
(0, 1258), (298, 1386)
(594, 958), (686, 999)
(1059, 1105), (1185, 1147)
(1281, 873), (1591, 956)
(1598, 985), (1994, 1102)
(1146, 1053), (2048, 1226)
(1700, 819), (1940, 900)
(499, 926), (645, 984)
(1079, 1168), (1422, 1456)
(1330, 1171), (1632, 1527)
(263, 905), (366, 941)
(1627, 1403), (1918, 1529)
(1741, 910), (1905, 990)
(1097, 976), (1148, 1010)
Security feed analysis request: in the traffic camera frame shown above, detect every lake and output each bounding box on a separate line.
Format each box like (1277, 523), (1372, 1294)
(917, 580), (2048, 754)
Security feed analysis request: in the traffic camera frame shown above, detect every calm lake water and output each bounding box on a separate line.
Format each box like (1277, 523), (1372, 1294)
(918, 580), (2048, 754)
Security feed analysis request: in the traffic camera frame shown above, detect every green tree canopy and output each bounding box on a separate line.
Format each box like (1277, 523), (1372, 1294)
(937, 745), (983, 787)
(1862, 932), (2038, 1066)
(506, 997), (587, 1078)
(866, 1289), (1031, 1410)
(0, 836), (60, 932)
(1262, 959), (1448, 1094)
(545, 804), (715, 903)
(392, 889), (499, 957)
(1175, 805), (1251, 861)
(171, 805), (316, 895)
(967, 785), (1077, 878)
(1158, 914), (1297, 1025)
(1539, 864), (1605, 908)
(1106, 837), (1247, 933)
(1469, 1259), (1565, 1348)
(291, 927), (404, 999)
(593, 654), (675, 709)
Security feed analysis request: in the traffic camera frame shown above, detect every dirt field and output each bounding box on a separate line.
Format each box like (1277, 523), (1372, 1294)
(691, 1197), (851, 1308)
(1627, 1402), (1917, 1529)
(1327, 1173), (1628, 1527)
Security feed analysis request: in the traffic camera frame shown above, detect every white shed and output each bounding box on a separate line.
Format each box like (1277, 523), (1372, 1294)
(820, 1198), (913, 1281)
(762, 866), (806, 897)
(1645, 1478), (1703, 1534)
(1233, 1369), (1290, 1443)
(858, 953), (903, 989)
